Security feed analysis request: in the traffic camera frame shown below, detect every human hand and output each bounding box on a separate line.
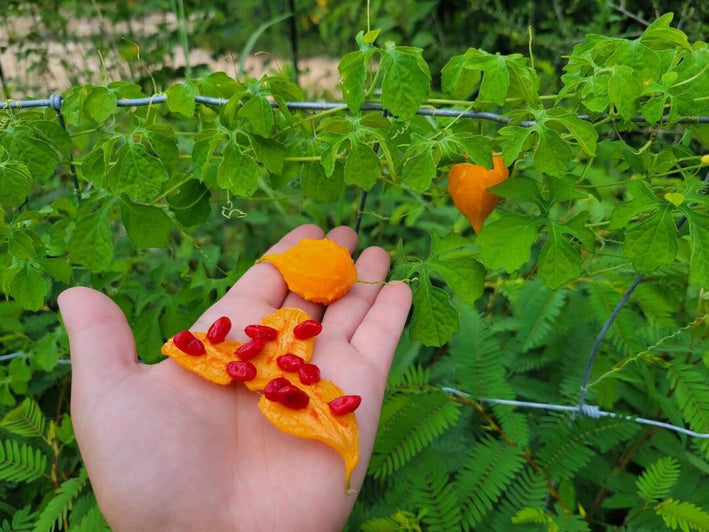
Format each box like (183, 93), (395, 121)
(58, 224), (412, 532)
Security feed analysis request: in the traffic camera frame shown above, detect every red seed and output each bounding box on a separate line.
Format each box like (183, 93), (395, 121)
(298, 363), (321, 385)
(276, 353), (305, 372)
(244, 324), (278, 341)
(276, 385), (310, 410)
(173, 330), (205, 356)
(206, 316), (232, 344)
(264, 377), (292, 401)
(235, 338), (266, 360)
(226, 360), (257, 382)
(293, 320), (322, 340)
(328, 395), (362, 416)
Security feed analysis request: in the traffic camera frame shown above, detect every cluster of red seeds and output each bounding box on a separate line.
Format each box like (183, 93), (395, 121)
(171, 315), (361, 416)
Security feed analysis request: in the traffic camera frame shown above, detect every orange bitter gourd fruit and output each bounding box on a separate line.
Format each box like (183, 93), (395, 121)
(161, 308), (360, 487)
(162, 331), (242, 385)
(258, 238), (357, 304)
(258, 377), (359, 486)
(447, 155), (509, 234)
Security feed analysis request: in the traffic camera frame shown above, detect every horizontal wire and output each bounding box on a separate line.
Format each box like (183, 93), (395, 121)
(2, 93), (709, 126)
(441, 387), (709, 439)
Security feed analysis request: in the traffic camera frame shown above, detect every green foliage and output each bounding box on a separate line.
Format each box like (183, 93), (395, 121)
(0, 440), (47, 483)
(2, 3), (709, 530)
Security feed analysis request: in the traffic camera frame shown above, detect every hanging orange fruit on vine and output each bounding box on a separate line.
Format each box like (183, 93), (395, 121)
(447, 154), (509, 234)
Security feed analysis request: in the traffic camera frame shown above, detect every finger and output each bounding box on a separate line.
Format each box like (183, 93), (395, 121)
(350, 281), (412, 374)
(194, 224), (325, 330)
(321, 246), (391, 341)
(58, 287), (140, 392)
(280, 225), (359, 319)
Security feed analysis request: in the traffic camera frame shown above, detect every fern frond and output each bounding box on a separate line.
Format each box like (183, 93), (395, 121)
(403, 365), (430, 387)
(485, 467), (548, 531)
(449, 305), (512, 399)
(0, 439), (48, 482)
(457, 436), (525, 530)
(666, 363), (709, 438)
(512, 278), (568, 352)
(407, 452), (461, 531)
(636, 457), (680, 502)
(587, 281), (642, 357)
(538, 417), (639, 479)
(633, 282), (677, 328)
(491, 405), (530, 446)
(68, 505), (110, 532)
(369, 391), (460, 478)
(655, 498), (709, 531)
(510, 507), (554, 528)
(359, 511), (421, 532)
(0, 397), (46, 439)
(0, 505), (35, 532)
(32, 467), (87, 532)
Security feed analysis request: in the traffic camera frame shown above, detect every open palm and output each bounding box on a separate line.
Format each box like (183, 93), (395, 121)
(59, 224), (412, 532)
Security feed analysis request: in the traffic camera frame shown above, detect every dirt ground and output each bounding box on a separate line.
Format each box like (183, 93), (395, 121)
(0, 12), (341, 99)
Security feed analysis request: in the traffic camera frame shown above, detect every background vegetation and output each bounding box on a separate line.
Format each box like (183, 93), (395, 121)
(1, 1), (709, 530)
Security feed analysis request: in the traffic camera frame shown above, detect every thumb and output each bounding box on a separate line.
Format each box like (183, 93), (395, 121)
(58, 287), (140, 398)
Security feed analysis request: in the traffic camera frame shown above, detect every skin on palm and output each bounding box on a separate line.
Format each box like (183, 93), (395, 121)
(60, 224), (412, 531)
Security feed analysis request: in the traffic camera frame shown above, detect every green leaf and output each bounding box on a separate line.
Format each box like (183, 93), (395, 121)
(636, 457), (680, 502)
(165, 81), (196, 118)
(32, 468), (88, 532)
(239, 95), (275, 138)
(0, 160), (32, 207)
(68, 205), (114, 272)
(498, 125), (535, 163)
(640, 13), (691, 50)
(655, 498), (709, 532)
(8, 263), (49, 311)
(380, 44), (431, 120)
(513, 278), (569, 353)
(608, 65), (641, 120)
(544, 108), (599, 157)
(0, 126), (59, 183)
(0, 397), (45, 438)
(539, 224), (582, 288)
(344, 139), (381, 191)
(195, 72), (244, 99)
(685, 210), (709, 287)
(402, 145), (435, 192)
(338, 50), (369, 113)
(409, 274), (460, 347)
(83, 86), (117, 123)
(428, 231), (485, 304)
(489, 176), (544, 206)
(0, 439), (47, 482)
(441, 53), (481, 99)
(251, 136), (286, 176)
(477, 214), (540, 272)
(623, 205), (677, 273)
(369, 391), (460, 478)
(107, 142), (169, 202)
(459, 50), (509, 106)
(167, 179), (211, 227)
(457, 437), (526, 529)
(119, 199), (173, 249)
(217, 140), (264, 196)
(301, 161), (344, 202)
(533, 126), (574, 177)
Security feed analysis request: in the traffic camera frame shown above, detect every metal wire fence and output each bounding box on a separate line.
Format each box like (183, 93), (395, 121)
(1, 92), (708, 441)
